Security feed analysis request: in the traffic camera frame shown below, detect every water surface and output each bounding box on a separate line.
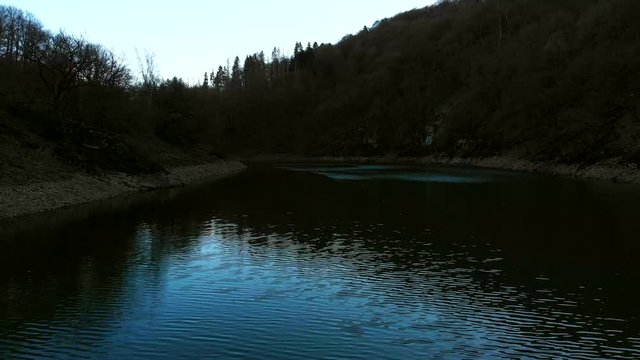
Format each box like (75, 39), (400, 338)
(1, 164), (640, 359)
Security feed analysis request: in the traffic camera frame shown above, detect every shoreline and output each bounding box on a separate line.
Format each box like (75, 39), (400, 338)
(3, 153), (638, 222)
(0, 160), (247, 221)
(240, 154), (640, 184)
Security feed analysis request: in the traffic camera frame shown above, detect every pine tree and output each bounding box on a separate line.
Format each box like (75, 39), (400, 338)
(213, 66), (225, 91)
(231, 56), (242, 91)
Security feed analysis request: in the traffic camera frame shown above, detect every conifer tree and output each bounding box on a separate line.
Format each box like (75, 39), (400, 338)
(213, 66), (225, 91)
(230, 56), (242, 91)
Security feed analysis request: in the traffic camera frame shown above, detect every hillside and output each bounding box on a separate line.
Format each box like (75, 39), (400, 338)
(2, 0), (640, 183)
(208, 0), (640, 165)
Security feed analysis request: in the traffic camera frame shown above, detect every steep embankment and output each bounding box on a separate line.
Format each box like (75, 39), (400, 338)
(0, 116), (246, 220)
(0, 161), (246, 220)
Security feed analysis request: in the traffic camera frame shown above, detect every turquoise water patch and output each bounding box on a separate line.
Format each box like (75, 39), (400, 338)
(281, 164), (509, 184)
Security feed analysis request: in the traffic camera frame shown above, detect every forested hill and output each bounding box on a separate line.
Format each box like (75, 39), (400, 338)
(210, 0), (640, 162)
(2, 0), (640, 173)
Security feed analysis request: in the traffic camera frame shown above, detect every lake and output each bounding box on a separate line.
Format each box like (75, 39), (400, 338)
(1, 163), (640, 359)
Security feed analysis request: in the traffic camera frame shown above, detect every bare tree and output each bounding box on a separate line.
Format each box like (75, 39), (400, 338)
(79, 44), (130, 87)
(27, 32), (130, 129)
(136, 49), (160, 94)
(0, 5), (48, 62)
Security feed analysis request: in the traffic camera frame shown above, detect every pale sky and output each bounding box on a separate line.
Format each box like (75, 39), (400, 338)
(3, 1), (435, 84)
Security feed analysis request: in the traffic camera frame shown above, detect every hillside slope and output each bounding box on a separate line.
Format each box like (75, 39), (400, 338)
(211, 0), (640, 166)
(2, 1), (640, 185)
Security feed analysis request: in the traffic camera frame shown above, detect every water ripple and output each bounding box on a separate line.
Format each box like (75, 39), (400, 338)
(2, 165), (640, 359)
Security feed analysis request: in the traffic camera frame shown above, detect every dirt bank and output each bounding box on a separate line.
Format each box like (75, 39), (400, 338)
(0, 160), (246, 220)
(464, 156), (640, 184)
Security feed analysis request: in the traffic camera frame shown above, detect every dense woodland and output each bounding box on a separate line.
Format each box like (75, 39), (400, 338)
(2, 0), (640, 172)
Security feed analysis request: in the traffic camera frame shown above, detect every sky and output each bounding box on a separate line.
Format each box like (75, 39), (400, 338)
(3, 0), (435, 84)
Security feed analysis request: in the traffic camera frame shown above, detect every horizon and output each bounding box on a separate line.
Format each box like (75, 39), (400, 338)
(3, 0), (435, 84)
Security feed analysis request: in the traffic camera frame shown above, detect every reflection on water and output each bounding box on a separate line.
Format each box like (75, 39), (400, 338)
(1, 164), (640, 359)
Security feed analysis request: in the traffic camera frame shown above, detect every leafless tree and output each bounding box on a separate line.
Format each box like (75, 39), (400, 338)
(25, 32), (130, 127)
(0, 5), (48, 62)
(136, 49), (160, 93)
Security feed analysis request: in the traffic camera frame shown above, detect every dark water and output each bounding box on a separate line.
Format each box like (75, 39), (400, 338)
(2, 164), (640, 359)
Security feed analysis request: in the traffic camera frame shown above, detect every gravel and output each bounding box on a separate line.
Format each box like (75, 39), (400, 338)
(0, 160), (247, 220)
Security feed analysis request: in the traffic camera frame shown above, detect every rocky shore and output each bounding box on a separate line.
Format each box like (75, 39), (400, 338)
(3, 152), (638, 222)
(0, 160), (246, 220)
(463, 156), (640, 184)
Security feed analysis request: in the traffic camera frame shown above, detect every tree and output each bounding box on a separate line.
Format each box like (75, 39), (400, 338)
(30, 32), (130, 132)
(213, 65), (225, 91)
(136, 50), (159, 95)
(0, 5), (48, 62)
(243, 52), (267, 97)
(230, 56), (242, 91)
(269, 47), (286, 85)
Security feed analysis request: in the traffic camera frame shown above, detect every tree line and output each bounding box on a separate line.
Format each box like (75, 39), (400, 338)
(2, 0), (640, 168)
(200, 0), (640, 162)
